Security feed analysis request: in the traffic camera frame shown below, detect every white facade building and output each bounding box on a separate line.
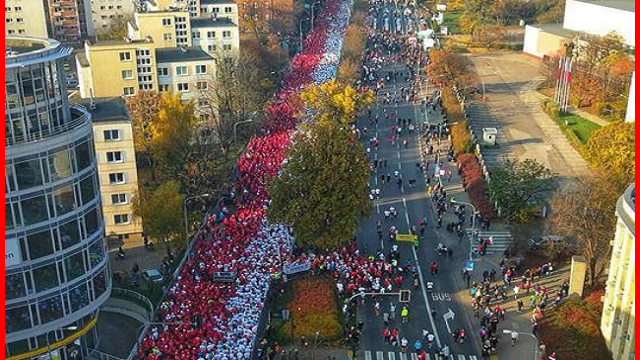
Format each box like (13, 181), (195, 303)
(601, 184), (635, 360)
(155, 47), (217, 117)
(563, 0), (635, 47)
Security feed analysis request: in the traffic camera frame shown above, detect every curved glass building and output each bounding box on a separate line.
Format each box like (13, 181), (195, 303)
(5, 36), (111, 360)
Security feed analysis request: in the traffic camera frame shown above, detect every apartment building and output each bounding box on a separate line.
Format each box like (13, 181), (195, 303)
(129, 11), (192, 48)
(77, 41), (216, 115)
(4, 0), (49, 38)
(90, 0), (135, 34)
(191, 16), (240, 54)
(77, 97), (144, 242)
(601, 184), (635, 360)
(45, 0), (95, 43)
(76, 37), (158, 98)
(156, 47), (217, 116)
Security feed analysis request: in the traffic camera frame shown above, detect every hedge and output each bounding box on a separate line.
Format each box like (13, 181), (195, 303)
(275, 277), (343, 342)
(457, 153), (495, 218)
(538, 291), (611, 360)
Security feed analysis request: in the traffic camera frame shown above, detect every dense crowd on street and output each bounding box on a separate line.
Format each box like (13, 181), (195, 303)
(136, 0), (354, 358)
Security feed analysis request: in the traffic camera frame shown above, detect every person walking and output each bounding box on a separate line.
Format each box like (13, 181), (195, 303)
(390, 302), (396, 319)
(401, 306), (409, 323)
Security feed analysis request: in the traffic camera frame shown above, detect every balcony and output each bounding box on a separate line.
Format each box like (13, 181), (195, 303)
(5, 104), (90, 147)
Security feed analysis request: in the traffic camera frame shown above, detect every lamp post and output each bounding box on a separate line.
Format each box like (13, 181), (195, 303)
(450, 197), (479, 261)
(233, 119), (254, 144)
(183, 193), (211, 237)
(46, 326), (79, 359)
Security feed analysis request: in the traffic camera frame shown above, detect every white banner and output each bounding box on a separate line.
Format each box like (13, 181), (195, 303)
(5, 237), (22, 267)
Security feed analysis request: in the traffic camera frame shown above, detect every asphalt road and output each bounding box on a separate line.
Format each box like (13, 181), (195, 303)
(354, 56), (481, 360)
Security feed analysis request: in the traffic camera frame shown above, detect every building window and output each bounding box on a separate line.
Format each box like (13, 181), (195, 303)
(7, 29), (15, 34)
(104, 129), (121, 141)
(109, 173), (125, 184)
(222, 31), (231, 38)
(196, 81), (208, 90)
(106, 151), (124, 163)
(123, 87), (135, 96)
(176, 66), (188, 76)
(163, 33), (173, 40)
(5, 7), (11, 12)
(159, 84), (170, 92)
(15, 6), (22, 12)
(207, 31), (216, 39)
(17, 29), (25, 34)
(192, 31), (200, 39)
(121, 70), (133, 79)
(119, 52), (132, 61)
(162, 18), (172, 26)
(177, 83), (189, 92)
(6, 18), (13, 24)
(208, 45), (217, 52)
(111, 193), (128, 205)
(224, 6), (233, 13)
(195, 65), (207, 74)
(114, 214), (130, 225)
(223, 44), (232, 51)
(157, 67), (169, 76)
(212, 7), (220, 13)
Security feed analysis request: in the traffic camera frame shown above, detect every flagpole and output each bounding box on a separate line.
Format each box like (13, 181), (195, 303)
(554, 57), (563, 104)
(561, 58), (572, 112)
(564, 58), (573, 112)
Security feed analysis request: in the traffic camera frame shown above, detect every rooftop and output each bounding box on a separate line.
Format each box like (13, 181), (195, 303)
(532, 23), (582, 39)
(155, 47), (214, 63)
(5, 36), (72, 68)
(85, 38), (154, 47)
(575, 0), (635, 12)
(201, 0), (237, 4)
(74, 97), (130, 123)
(190, 17), (237, 28)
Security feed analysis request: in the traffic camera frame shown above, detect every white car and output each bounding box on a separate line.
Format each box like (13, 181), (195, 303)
(142, 269), (164, 284)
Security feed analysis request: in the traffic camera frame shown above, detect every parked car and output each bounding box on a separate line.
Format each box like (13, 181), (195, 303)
(142, 268), (164, 284)
(528, 235), (564, 249)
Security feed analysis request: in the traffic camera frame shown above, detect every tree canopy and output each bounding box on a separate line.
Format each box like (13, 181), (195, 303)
(548, 174), (620, 287)
(132, 181), (185, 247)
(488, 158), (556, 222)
(267, 120), (371, 248)
(299, 79), (375, 126)
(149, 94), (198, 180)
(583, 122), (635, 188)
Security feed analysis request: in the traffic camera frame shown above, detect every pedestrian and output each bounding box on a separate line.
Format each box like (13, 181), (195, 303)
(517, 299), (524, 313)
(390, 302), (396, 319)
(514, 284), (520, 299)
(401, 306), (409, 323)
(383, 327), (391, 344)
(383, 312), (389, 326)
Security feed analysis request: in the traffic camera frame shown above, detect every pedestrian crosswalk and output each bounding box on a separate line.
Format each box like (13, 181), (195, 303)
(467, 230), (513, 255)
(362, 351), (479, 360)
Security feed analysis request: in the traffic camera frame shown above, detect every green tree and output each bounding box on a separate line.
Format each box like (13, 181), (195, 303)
(299, 79), (375, 126)
(535, 0), (565, 24)
(149, 94), (198, 181)
(488, 158), (556, 222)
(548, 174), (620, 287)
(583, 122), (635, 188)
(132, 181), (185, 248)
(267, 120), (371, 248)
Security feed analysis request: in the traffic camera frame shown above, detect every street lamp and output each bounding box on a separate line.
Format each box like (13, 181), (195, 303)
(233, 110), (258, 144)
(46, 326), (79, 359)
(502, 329), (539, 360)
(450, 197), (479, 260)
(183, 193), (211, 236)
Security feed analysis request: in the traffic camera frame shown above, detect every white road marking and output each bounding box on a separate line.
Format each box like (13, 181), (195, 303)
(403, 197), (442, 348)
(377, 351), (384, 360)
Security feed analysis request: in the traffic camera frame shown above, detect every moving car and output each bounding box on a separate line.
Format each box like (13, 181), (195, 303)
(142, 268), (164, 284)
